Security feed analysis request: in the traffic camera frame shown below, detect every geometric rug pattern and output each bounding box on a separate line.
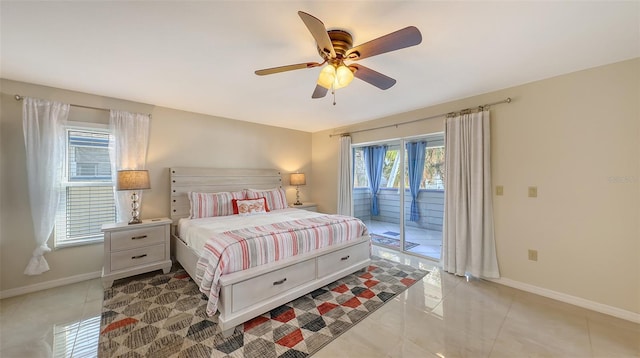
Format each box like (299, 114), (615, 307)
(98, 256), (428, 357)
(371, 233), (420, 250)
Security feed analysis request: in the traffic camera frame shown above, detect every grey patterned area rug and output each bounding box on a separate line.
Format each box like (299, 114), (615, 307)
(98, 256), (428, 357)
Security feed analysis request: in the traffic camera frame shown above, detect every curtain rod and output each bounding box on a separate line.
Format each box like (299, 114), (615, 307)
(13, 94), (151, 117)
(329, 97), (512, 138)
(14, 94), (111, 113)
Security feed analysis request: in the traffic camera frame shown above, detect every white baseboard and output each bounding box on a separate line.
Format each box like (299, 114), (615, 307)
(0, 271), (102, 299)
(489, 277), (640, 324)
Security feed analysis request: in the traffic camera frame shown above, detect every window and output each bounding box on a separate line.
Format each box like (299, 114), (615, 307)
(382, 146), (401, 188)
(422, 146), (445, 190)
(353, 140), (445, 191)
(55, 124), (116, 248)
(353, 148), (369, 188)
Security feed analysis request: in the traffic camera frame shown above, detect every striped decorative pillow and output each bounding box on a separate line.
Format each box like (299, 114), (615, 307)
(245, 188), (288, 210)
(189, 191), (245, 218)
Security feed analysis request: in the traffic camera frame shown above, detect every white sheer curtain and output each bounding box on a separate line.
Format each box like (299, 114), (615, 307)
(109, 110), (150, 222)
(443, 110), (500, 278)
(22, 97), (69, 275)
(337, 135), (352, 215)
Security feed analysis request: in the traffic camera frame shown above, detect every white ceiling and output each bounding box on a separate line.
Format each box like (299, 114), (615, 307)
(2, 1), (638, 132)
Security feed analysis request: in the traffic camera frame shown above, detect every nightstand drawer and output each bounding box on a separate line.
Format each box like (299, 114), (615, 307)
(110, 244), (165, 271)
(110, 225), (165, 251)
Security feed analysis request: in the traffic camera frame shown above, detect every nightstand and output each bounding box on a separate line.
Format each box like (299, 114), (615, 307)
(290, 202), (317, 212)
(101, 217), (172, 288)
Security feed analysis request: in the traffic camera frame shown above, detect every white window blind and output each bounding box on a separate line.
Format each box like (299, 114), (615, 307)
(55, 126), (115, 248)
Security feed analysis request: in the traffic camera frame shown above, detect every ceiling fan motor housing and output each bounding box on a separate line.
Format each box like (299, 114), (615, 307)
(318, 30), (356, 62)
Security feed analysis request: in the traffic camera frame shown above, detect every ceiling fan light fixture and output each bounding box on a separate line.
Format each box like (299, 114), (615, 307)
(256, 11), (422, 99)
(317, 63), (354, 90)
(334, 64), (354, 89)
(317, 65), (336, 89)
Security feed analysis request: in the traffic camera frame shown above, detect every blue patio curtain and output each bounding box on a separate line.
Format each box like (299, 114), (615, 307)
(363, 145), (387, 216)
(407, 141), (427, 222)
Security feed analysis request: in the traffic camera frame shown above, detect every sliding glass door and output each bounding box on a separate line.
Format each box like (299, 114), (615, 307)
(352, 134), (444, 261)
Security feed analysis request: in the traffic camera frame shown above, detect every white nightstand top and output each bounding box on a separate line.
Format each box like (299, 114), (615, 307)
(290, 202), (316, 208)
(101, 217), (172, 232)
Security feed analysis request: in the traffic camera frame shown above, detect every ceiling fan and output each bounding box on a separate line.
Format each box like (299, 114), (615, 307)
(255, 11), (422, 100)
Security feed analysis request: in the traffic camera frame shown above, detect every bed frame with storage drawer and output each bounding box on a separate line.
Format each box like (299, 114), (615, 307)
(169, 167), (371, 336)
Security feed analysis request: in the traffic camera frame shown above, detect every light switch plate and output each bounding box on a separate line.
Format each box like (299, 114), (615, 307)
(528, 186), (538, 198)
(496, 185), (504, 196)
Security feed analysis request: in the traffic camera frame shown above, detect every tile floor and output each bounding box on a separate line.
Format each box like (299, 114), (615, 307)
(1, 246), (638, 357)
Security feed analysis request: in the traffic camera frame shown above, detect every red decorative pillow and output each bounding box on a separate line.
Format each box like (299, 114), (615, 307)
(232, 197), (270, 215)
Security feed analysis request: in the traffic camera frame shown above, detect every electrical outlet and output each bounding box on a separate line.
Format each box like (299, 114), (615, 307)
(528, 186), (538, 198)
(528, 249), (538, 261)
(496, 185), (504, 196)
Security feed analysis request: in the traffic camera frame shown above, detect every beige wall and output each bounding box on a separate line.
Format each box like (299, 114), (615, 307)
(2, 59), (638, 315)
(312, 58), (640, 314)
(0, 79), (312, 293)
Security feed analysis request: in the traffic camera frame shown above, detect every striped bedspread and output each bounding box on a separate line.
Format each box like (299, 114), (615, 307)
(195, 214), (369, 315)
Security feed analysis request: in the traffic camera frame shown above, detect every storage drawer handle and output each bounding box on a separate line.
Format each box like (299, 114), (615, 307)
(131, 235), (147, 240)
(132, 254), (147, 259)
(341, 255), (350, 261)
(273, 278), (287, 285)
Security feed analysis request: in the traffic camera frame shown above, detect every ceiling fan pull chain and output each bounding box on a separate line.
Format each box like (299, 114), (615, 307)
(332, 87), (336, 106)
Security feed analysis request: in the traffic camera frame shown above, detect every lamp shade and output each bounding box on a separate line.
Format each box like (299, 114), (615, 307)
(317, 65), (336, 89)
(334, 64), (354, 89)
(116, 170), (150, 191)
(317, 63), (354, 90)
(290, 173), (306, 186)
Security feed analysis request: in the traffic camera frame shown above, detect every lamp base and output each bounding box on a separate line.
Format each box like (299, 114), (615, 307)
(293, 186), (303, 206)
(128, 191), (142, 224)
(128, 217), (143, 225)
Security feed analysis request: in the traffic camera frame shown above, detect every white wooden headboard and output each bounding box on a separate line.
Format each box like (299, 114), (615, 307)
(170, 167), (282, 223)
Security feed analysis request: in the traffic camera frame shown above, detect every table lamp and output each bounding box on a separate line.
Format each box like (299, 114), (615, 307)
(290, 173), (306, 206)
(116, 170), (150, 224)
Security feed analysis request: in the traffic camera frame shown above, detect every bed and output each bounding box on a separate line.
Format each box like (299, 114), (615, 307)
(169, 167), (371, 335)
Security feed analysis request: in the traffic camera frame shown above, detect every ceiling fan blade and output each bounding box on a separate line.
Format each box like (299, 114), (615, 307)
(311, 85), (328, 99)
(351, 64), (396, 90)
(298, 11), (336, 59)
(346, 26), (422, 61)
(255, 62), (322, 76)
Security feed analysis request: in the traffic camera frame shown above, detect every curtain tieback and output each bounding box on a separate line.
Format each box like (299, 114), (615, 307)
(32, 244), (51, 257)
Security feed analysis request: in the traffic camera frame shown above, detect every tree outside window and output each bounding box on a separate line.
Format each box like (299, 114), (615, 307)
(354, 145), (444, 190)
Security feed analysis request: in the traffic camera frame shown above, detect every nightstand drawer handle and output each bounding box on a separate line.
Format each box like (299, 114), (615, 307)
(131, 254), (147, 259)
(273, 278), (287, 285)
(131, 235), (147, 240)
(341, 255), (350, 261)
